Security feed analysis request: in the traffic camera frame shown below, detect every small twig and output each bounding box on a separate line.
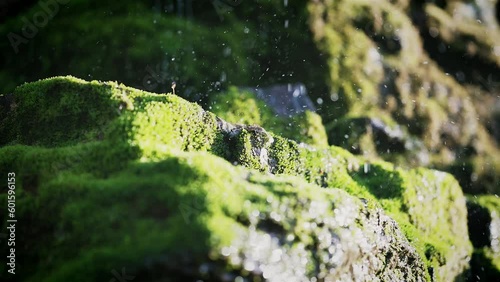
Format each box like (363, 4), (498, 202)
(171, 81), (176, 95)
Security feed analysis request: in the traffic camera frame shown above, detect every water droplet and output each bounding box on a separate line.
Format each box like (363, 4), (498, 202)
(364, 163), (370, 174)
(330, 93), (339, 101)
(429, 27), (439, 38)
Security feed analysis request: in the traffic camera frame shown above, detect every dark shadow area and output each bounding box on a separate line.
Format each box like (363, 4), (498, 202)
(464, 200), (500, 281)
(466, 201), (492, 249)
(467, 250), (500, 281)
(497, 0), (500, 24)
(446, 162), (475, 194)
(0, 155), (218, 281)
(0, 0), (38, 23)
(0, 0), (330, 113)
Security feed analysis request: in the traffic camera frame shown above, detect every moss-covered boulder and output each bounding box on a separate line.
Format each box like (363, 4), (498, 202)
(0, 77), (475, 281)
(0, 147), (431, 281)
(2, 0), (497, 195)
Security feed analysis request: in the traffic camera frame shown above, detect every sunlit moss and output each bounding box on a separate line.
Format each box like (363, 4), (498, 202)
(0, 77), (475, 281)
(211, 87), (328, 147)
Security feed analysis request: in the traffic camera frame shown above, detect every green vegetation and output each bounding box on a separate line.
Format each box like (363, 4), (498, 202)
(1, 0), (499, 280)
(0, 6), (254, 102)
(211, 87), (328, 147)
(308, 0), (500, 194)
(0, 77), (475, 281)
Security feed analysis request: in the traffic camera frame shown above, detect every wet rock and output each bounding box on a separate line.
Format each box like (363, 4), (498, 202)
(245, 83), (316, 117)
(0, 77), (473, 281)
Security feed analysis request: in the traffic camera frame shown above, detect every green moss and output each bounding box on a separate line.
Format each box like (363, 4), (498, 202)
(287, 111), (329, 148)
(267, 136), (471, 281)
(112, 93), (219, 161)
(1, 152), (225, 281)
(211, 87), (267, 126)
(0, 144), (428, 281)
(473, 195), (500, 213)
(0, 77), (473, 281)
(401, 169), (472, 281)
(4, 76), (222, 162)
(226, 127), (274, 172)
(268, 135), (302, 175)
(211, 87), (328, 147)
(260, 127), (470, 281)
(309, 0), (419, 119)
(341, 161), (471, 281)
(3, 77), (117, 146)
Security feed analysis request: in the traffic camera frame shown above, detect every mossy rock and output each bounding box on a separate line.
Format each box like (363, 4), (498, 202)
(309, 0), (479, 151)
(1, 76), (432, 281)
(0, 147), (431, 281)
(0, 76), (475, 281)
(2, 0), (498, 197)
(308, 0), (500, 194)
(264, 138), (473, 281)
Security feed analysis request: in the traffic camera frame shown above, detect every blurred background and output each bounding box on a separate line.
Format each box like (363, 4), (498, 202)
(0, 0), (499, 193)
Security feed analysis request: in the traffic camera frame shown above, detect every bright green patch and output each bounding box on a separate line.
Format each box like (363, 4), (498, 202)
(211, 87), (328, 147)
